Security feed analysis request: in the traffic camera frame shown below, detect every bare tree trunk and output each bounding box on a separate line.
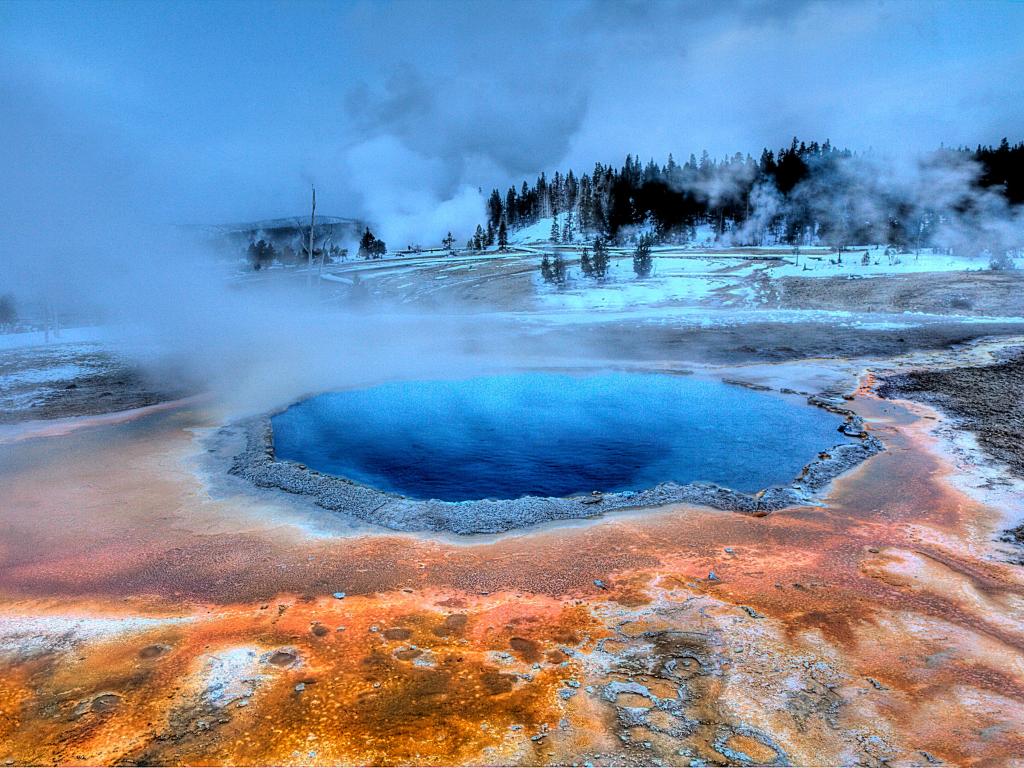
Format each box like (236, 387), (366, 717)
(306, 186), (316, 290)
(317, 236), (330, 300)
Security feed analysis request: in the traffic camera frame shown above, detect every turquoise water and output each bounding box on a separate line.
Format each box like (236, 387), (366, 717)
(271, 372), (846, 502)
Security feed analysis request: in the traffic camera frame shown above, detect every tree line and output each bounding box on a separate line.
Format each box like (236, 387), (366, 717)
(483, 138), (1024, 254)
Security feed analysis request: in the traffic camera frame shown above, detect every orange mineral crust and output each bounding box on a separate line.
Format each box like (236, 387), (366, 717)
(1, 390), (1023, 766)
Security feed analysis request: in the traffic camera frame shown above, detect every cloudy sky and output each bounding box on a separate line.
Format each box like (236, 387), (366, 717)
(1, 0), (1022, 244)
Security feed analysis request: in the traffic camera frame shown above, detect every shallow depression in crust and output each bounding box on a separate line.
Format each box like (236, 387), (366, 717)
(270, 372), (851, 502)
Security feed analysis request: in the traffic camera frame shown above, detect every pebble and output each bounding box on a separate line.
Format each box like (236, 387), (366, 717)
(594, 579), (608, 590)
(708, 571), (719, 581)
(295, 683), (306, 692)
(332, 592), (346, 600)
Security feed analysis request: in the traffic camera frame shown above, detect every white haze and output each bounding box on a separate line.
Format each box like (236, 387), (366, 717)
(0, 0), (1021, 412)
(723, 151), (1024, 256)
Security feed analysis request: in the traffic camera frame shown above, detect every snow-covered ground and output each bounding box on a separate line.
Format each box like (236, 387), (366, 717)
(521, 303), (1024, 329)
(509, 217), (557, 244)
(535, 255), (746, 311)
(529, 241), (1021, 318)
(0, 332), (112, 413)
(0, 326), (108, 352)
(752, 246), (1008, 278)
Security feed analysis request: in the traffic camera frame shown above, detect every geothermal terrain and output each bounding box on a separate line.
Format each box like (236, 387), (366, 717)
(1, 239), (1024, 767)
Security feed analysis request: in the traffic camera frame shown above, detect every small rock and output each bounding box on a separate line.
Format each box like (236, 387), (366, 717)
(294, 683), (306, 692)
(707, 571), (719, 581)
(332, 592), (346, 600)
(594, 579), (608, 590)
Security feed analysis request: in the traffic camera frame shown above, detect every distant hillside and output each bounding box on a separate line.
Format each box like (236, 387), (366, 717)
(207, 215), (364, 243)
(205, 215), (367, 267)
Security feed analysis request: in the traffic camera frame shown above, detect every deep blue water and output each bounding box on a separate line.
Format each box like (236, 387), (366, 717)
(271, 372), (847, 502)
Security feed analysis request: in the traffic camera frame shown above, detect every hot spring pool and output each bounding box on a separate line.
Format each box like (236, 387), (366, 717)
(270, 372), (850, 502)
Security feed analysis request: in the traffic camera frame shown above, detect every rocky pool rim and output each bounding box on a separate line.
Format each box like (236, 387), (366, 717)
(220, 375), (885, 536)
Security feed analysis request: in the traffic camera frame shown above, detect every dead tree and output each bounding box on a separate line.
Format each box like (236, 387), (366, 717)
(306, 186), (316, 289)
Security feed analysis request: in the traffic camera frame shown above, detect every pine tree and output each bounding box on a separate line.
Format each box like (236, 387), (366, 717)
(562, 214), (573, 243)
(487, 189), (503, 230)
(552, 251), (567, 284)
(498, 219), (508, 250)
(632, 233), (654, 278)
(505, 187), (518, 228)
(0, 293), (15, 329)
(473, 224), (484, 251)
(442, 232), (455, 252)
(579, 245), (594, 277)
(550, 215), (560, 244)
(358, 228), (386, 260)
(540, 254), (554, 283)
(592, 236), (610, 279)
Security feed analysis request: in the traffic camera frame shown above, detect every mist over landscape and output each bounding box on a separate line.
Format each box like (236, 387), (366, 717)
(3, 1), (1022, 289)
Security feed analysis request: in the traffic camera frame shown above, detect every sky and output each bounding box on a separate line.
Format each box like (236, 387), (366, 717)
(1, 0), (1022, 247)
